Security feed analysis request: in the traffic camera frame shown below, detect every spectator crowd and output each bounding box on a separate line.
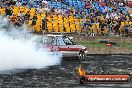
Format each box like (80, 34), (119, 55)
(0, 0), (131, 36)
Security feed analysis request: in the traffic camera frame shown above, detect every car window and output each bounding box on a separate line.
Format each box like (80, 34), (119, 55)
(63, 37), (73, 45)
(53, 37), (66, 45)
(31, 35), (43, 43)
(42, 36), (53, 44)
(31, 35), (53, 44)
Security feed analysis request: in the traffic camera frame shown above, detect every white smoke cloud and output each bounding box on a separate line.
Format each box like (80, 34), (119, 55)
(0, 16), (62, 72)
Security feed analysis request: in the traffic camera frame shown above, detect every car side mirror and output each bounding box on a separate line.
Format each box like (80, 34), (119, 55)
(73, 42), (76, 45)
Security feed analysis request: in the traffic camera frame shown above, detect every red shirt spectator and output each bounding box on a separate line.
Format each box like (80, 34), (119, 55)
(85, 2), (91, 9)
(99, 1), (106, 6)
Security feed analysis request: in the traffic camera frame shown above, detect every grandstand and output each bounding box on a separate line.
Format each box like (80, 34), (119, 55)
(0, 0), (131, 36)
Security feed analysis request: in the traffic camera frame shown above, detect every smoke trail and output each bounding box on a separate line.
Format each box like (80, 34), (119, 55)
(0, 16), (62, 73)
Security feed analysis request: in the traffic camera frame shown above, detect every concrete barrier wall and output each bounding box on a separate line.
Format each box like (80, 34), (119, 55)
(87, 47), (132, 54)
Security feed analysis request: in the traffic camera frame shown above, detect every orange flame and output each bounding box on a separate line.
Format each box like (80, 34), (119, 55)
(78, 65), (86, 76)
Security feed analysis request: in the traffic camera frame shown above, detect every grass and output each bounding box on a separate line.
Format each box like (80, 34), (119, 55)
(75, 41), (107, 48)
(117, 42), (132, 48)
(75, 41), (132, 48)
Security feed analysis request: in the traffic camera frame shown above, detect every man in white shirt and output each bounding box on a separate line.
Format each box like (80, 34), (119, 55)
(16, 0), (21, 6)
(29, 0), (33, 7)
(106, 12), (110, 19)
(110, 11), (118, 18)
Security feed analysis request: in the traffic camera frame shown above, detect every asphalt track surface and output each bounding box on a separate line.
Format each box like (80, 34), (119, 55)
(0, 55), (132, 88)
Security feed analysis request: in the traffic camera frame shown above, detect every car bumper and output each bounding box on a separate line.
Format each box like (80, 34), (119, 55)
(84, 50), (88, 54)
(60, 51), (79, 57)
(60, 50), (88, 58)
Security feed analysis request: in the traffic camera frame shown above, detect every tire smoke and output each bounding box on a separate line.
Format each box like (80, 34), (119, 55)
(0, 16), (62, 73)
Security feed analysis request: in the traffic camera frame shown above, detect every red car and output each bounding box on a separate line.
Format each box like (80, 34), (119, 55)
(31, 34), (88, 60)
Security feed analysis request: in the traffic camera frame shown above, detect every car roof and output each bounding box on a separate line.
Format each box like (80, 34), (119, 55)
(34, 34), (64, 37)
(46, 34), (64, 37)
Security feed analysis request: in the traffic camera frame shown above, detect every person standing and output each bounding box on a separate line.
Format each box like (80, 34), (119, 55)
(0, 0), (2, 6)
(5, 7), (12, 16)
(42, 16), (48, 33)
(9, 0), (16, 6)
(32, 14), (37, 32)
(16, 0), (21, 6)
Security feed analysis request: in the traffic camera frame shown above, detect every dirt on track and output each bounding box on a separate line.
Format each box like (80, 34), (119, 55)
(0, 55), (132, 88)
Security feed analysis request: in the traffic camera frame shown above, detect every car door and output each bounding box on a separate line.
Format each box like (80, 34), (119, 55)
(57, 36), (79, 57)
(52, 36), (66, 51)
(63, 36), (80, 52)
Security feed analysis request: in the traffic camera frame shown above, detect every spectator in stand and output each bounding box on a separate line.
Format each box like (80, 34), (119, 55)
(113, 21), (120, 35)
(22, 1), (27, 6)
(120, 13), (127, 21)
(24, 11), (30, 21)
(32, 14), (37, 31)
(37, 0), (42, 8)
(42, 0), (50, 13)
(14, 16), (21, 27)
(18, 11), (24, 25)
(110, 10), (117, 19)
(16, 0), (21, 6)
(106, 11), (111, 19)
(5, 6), (12, 16)
(100, 20), (107, 35)
(18, 11), (24, 19)
(9, 0), (16, 6)
(42, 0), (48, 8)
(94, 10), (102, 16)
(89, 14), (95, 23)
(10, 14), (17, 23)
(29, 0), (34, 8)
(37, 7), (42, 14)
(42, 16), (48, 33)
(85, 1), (92, 9)
(3, 0), (9, 6)
(0, 0), (2, 5)
(0, 0), (131, 35)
